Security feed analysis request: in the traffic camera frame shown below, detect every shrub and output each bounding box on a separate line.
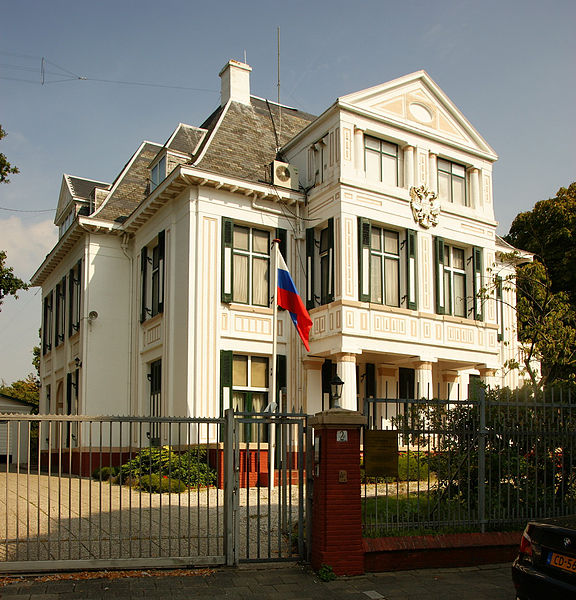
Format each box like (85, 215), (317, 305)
(316, 564), (337, 582)
(361, 451), (429, 483)
(92, 466), (119, 481)
(138, 474), (188, 494)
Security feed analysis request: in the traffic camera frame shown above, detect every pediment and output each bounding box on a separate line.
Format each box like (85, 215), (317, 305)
(339, 71), (496, 158)
(54, 175), (75, 225)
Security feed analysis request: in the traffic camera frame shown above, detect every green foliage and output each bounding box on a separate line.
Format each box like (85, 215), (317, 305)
(0, 250), (28, 312)
(361, 451), (429, 483)
(138, 474), (188, 494)
(92, 466), (120, 481)
(120, 446), (216, 489)
(0, 125), (19, 184)
(316, 564), (337, 582)
(0, 373), (40, 411)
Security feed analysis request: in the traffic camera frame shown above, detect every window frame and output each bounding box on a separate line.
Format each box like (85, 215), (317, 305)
(369, 226), (401, 307)
(150, 155), (167, 192)
(42, 291), (53, 355)
(443, 245), (467, 318)
(437, 158), (468, 206)
(364, 135), (399, 186)
(140, 231), (165, 323)
(68, 260), (82, 337)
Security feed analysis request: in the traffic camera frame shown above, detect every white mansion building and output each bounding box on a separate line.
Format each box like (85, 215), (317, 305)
(32, 60), (529, 433)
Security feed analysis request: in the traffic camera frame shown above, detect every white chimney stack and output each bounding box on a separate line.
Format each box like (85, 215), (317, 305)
(219, 60), (252, 107)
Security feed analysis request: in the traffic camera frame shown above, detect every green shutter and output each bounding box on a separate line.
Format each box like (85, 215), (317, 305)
(406, 230), (417, 310)
(276, 228), (287, 263)
(434, 237), (445, 315)
(157, 230), (165, 314)
(306, 227), (315, 310)
(327, 217), (335, 303)
(221, 218), (233, 303)
(140, 246), (148, 323)
(220, 350), (233, 415)
(496, 276), (504, 341)
(473, 246), (483, 321)
(68, 268), (74, 337)
(358, 217), (371, 302)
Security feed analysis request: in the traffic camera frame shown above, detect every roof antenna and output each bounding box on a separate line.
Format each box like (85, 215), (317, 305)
(277, 26), (282, 145)
(244, 49), (247, 64)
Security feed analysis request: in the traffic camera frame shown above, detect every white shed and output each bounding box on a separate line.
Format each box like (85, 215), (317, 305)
(0, 393), (34, 465)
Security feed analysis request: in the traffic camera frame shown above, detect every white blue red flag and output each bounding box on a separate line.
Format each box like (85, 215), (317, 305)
(277, 252), (313, 351)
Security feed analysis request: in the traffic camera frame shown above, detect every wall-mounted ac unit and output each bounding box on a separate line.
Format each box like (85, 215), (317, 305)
(272, 160), (299, 190)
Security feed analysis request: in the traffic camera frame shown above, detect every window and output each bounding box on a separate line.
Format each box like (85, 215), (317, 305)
(221, 219), (277, 307)
(150, 156), (166, 192)
(434, 238), (483, 320)
(309, 136), (327, 185)
(148, 359), (162, 445)
(496, 276), (504, 341)
(68, 260), (82, 336)
(42, 291), (53, 355)
(140, 231), (165, 322)
(358, 218), (417, 309)
(305, 219), (334, 309)
(54, 278), (66, 346)
(438, 159), (467, 206)
(365, 136), (398, 186)
(59, 209), (76, 238)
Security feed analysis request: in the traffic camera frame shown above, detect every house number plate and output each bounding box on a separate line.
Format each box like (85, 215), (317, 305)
(337, 430), (348, 442)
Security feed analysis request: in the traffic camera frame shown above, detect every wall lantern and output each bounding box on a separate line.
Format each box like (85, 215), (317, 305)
(330, 374), (344, 409)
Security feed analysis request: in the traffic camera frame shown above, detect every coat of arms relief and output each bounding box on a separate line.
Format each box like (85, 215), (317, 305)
(409, 185), (440, 228)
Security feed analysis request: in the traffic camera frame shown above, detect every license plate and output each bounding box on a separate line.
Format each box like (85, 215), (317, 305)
(548, 552), (576, 574)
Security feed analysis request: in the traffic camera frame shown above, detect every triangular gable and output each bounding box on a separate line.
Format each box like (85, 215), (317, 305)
(339, 71), (496, 159)
(54, 175), (110, 225)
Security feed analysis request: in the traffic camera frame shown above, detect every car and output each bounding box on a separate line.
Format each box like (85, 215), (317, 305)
(512, 515), (576, 599)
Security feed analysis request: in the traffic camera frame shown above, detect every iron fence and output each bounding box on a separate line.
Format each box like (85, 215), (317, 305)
(362, 387), (576, 537)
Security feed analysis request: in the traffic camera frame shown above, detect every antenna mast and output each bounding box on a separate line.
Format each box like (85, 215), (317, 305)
(277, 26), (282, 145)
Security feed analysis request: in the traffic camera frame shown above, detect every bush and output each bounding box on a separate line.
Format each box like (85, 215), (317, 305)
(92, 466), (119, 481)
(120, 446), (216, 488)
(361, 451), (429, 483)
(138, 474), (188, 494)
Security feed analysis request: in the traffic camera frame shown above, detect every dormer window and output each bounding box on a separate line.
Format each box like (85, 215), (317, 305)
(150, 156), (166, 192)
(59, 208), (76, 239)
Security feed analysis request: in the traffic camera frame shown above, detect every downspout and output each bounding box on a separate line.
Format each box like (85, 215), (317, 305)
(120, 232), (134, 414)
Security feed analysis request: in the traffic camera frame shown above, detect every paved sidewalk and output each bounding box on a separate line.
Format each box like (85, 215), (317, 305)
(0, 562), (516, 599)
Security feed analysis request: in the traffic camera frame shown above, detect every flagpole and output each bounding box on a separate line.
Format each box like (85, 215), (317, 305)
(269, 239), (280, 494)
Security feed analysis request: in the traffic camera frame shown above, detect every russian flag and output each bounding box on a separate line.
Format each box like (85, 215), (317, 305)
(277, 252), (313, 351)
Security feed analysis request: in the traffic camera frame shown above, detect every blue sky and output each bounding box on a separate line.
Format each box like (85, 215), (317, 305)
(0, 0), (574, 382)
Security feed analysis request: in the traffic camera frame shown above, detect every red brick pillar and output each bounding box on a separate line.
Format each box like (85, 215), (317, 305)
(309, 408), (366, 576)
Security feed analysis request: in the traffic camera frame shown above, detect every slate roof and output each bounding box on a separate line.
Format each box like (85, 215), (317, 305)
(95, 142), (163, 222)
(196, 97), (316, 182)
(166, 124), (207, 155)
(67, 176), (110, 200)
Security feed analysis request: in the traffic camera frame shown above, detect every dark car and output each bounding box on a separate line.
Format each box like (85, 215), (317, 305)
(512, 515), (576, 599)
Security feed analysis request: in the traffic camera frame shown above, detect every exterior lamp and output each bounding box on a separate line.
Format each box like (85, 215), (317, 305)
(330, 374), (344, 409)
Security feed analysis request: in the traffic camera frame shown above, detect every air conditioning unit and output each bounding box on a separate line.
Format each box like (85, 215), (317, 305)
(272, 160), (299, 190)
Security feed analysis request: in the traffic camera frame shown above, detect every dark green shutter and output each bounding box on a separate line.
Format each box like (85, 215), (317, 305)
(406, 230), (417, 310)
(76, 259), (82, 331)
(220, 350), (233, 415)
(496, 276), (503, 341)
(326, 217), (335, 303)
(140, 246), (148, 323)
(68, 268), (74, 337)
(55, 282), (61, 347)
(306, 228), (315, 310)
(473, 246), (483, 321)
(434, 237), (445, 315)
(276, 354), (287, 411)
(358, 217), (371, 302)
(221, 218), (233, 303)
(276, 228), (287, 263)
(157, 230), (165, 314)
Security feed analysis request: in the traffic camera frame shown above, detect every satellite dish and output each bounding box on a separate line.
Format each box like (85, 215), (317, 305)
(88, 311), (98, 321)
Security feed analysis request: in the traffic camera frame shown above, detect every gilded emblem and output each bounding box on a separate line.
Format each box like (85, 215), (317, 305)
(410, 185), (440, 229)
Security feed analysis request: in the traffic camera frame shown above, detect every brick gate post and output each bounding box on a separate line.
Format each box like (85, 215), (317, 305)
(309, 408), (366, 576)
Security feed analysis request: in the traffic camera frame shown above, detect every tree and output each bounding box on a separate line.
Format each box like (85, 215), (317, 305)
(0, 373), (39, 411)
(0, 250), (28, 311)
(0, 124), (19, 184)
(506, 183), (576, 306)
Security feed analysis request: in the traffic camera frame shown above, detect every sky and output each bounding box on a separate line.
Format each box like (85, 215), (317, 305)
(0, 0), (574, 382)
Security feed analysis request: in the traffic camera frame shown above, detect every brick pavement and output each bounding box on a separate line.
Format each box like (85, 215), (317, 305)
(0, 562), (516, 599)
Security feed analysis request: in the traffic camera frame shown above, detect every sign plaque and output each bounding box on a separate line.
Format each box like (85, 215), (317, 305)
(364, 430), (399, 478)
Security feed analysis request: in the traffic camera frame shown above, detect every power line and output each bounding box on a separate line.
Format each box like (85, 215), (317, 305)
(0, 206), (55, 213)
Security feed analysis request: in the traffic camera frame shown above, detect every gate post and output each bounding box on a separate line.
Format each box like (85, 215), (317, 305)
(309, 408), (366, 576)
(223, 408), (237, 566)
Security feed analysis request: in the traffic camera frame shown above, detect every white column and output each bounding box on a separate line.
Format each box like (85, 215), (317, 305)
(469, 167), (480, 208)
(354, 126), (365, 173)
(334, 353), (358, 411)
(404, 145), (415, 189)
(479, 368), (498, 390)
(414, 361), (433, 399)
(303, 358), (324, 415)
(428, 153), (437, 193)
(443, 372), (460, 401)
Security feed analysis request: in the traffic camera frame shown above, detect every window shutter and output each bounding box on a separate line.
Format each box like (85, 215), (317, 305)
(365, 363), (376, 398)
(276, 354), (287, 411)
(358, 217), (371, 302)
(473, 246), (483, 321)
(55, 283), (61, 347)
(434, 237), (445, 315)
(276, 228), (287, 263)
(306, 227), (315, 310)
(327, 217), (335, 303)
(157, 230), (165, 314)
(406, 230), (417, 310)
(140, 246), (148, 323)
(66, 372), (72, 415)
(68, 268), (74, 337)
(496, 276), (504, 341)
(220, 350), (233, 415)
(221, 218), (233, 303)
(76, 259), (82, 332)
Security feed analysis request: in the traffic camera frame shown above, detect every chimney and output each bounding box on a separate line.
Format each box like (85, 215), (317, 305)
(219, 60), (252, 106)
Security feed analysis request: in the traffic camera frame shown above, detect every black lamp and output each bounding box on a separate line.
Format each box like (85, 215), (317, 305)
(329, 374), (344, 409)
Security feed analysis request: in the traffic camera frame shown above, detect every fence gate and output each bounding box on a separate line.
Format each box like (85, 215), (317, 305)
(0, 411), (309, 573)
(228, 410), (309, 564)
